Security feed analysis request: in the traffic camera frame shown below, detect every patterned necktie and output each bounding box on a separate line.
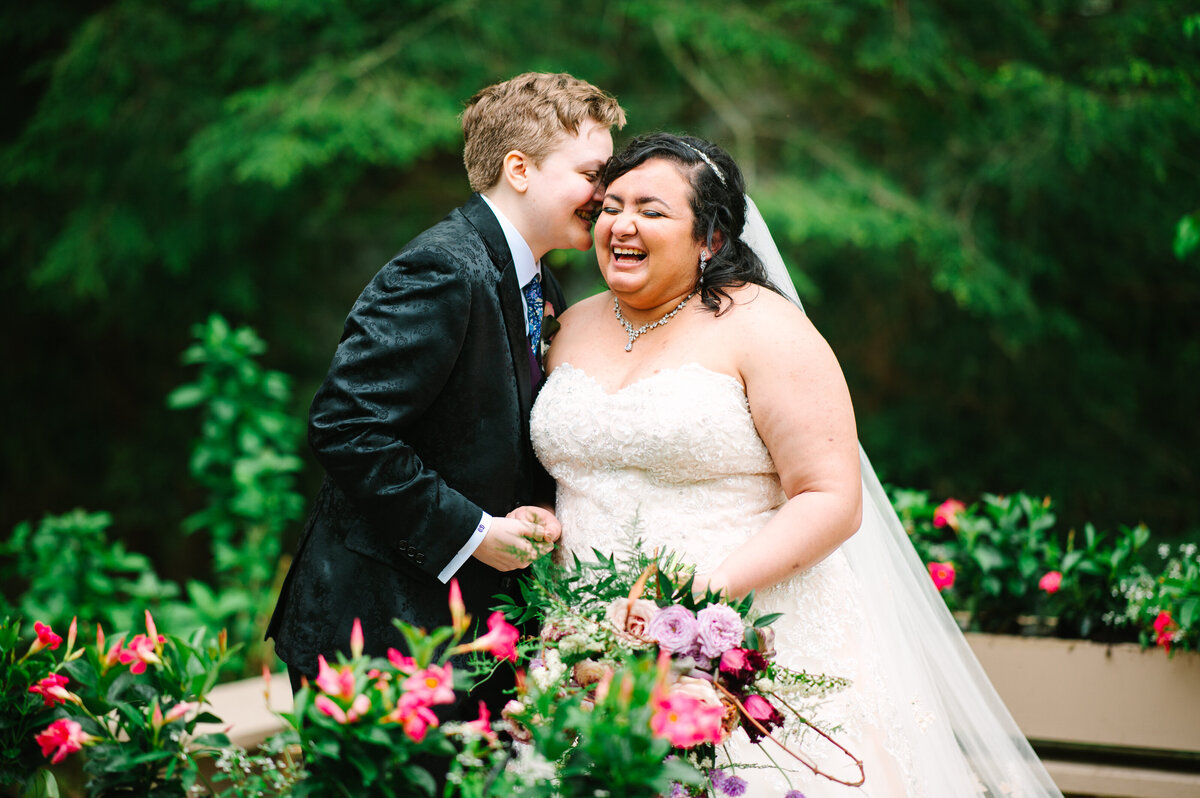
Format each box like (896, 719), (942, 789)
(523, 272), (544, 347)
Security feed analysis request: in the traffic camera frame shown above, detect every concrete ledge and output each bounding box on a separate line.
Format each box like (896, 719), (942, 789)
(1045, 760), (1200, 798)
(199, 672), (292, 749)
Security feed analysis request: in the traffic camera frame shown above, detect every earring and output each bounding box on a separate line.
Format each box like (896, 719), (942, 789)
(699, 252), (710, 273)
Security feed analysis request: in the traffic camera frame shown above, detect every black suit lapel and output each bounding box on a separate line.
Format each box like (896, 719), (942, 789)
(461, 194), (534, 417)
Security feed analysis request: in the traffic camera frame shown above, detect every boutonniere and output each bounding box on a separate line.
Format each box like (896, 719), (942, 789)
(540, 302), (560, 359)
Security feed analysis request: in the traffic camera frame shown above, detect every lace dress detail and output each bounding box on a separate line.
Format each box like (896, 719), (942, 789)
(532, 363), (942, 797)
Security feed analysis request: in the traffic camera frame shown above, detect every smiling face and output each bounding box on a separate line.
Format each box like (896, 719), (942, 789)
(595, 157), (705, 310)
(520, 118), (614, 258)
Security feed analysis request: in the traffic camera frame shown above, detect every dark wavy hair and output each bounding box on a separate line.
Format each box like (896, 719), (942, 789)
(600, 132), (780, 314)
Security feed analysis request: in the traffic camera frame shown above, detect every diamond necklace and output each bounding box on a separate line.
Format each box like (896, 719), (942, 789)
(613, 290), (698, 352)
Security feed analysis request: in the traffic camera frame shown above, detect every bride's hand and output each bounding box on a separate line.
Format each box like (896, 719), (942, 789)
(506, 505), (562, 546)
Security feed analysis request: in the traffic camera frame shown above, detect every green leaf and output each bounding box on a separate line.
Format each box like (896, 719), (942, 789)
(754, 612), (783, 628)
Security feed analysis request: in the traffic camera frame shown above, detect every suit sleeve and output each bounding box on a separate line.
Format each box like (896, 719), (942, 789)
(308, 248), (482, 578)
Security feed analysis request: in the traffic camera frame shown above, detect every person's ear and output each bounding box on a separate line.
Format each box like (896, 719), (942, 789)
(500, 151), (531, 193)
(707, 230), (725, 255)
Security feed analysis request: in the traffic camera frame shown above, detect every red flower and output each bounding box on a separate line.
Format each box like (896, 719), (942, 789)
(35, 719), (93, 764)
(740, 694), (785, 743)
(384, 690), (440, 741)
(1153, 611), (1178, 652)
(315, 654), (356, 700)
(933, 499), (966, 530)
(29, 674), (77, 707)
(454, 612), (520, 662)
(1038, 571), (1063, 594)
(718, 647), (768, 687)
(29, 621), (62, 655)
(117, 634), (161, 674)
(928, 561), (956, 591)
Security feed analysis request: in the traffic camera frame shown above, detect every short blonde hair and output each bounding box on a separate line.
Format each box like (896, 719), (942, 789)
(461, 72), (626, 192)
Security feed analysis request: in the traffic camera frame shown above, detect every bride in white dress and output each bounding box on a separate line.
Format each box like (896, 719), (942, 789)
(528, 133), (1063, 797)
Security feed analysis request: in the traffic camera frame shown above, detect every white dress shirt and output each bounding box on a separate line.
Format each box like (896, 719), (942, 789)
(437, 195), (542, 582)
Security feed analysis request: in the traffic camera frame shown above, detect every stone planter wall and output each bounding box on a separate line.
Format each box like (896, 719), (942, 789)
(966, 633), (1200, 798)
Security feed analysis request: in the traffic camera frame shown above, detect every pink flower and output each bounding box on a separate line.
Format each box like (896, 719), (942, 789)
(162, 701), (199, 726)
(933, 499), (966, 530)
(928, 561), (956, 591)
(650, 689), (724, 748)
(315, 693), (370, 724)
(740, 693), (785, 743)
(696, 604), (744, 659)
(387, 648), (418, 674)
(1154, 611), (1178, 652)
(29, 621), (62, 655)
(606, 597), (659, 637)
(65, 617), (77, 654)
(349, 618), (364, 659)
(456, 612), (520, 663)
(402, 663), (456, 706)
(647, 605), (700, 654)
(448, 579), (470, 635)
(385, 691), (439, 741)
(29, 674), (77, 707)
(315, 655), (356, 700)
(466, 700), (498, 741)
(1038, 571), (1063, 594)
(118, 634), (161, 674)
(144, 610), (163, 654)
(35, 719), (93, 764)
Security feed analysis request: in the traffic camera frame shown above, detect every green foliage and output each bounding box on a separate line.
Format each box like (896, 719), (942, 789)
(1111, 542), (1200, 653)
(509, 654), (704, 798)
(2, 613), (239, 797)
(0, 511), (180, 634)
(166, 313), (305, 675)
(0, 619), (64, 794)
(1, 0), (1198, 627)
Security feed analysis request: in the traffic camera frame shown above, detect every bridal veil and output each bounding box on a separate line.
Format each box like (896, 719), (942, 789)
(742, 196), (1064, 797)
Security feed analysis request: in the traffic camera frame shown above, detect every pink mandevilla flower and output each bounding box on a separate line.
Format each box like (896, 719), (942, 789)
(315, 693), (370, 724)
(467, 700), (498, 741)
(349, 618), (365, 659)
(35, 719), (92, 764)
(30, 621), (62, 654)
(29, 674), (76, 707)
(1153, 611), (1178, 651)
(118, 634), (160, 674)
(403, 663), (456, 706)
(649, 690), (724, 748)
(1038, 571), (1063, 594)
(386, 690), (440, 741)
(315, 654), (356, 700)
(696, 604), (744, 659)
(933, 499), (966, 530)
(468, 612), (520, 663)
(387, 648), (418, 674)
(928, 561), (956, 591)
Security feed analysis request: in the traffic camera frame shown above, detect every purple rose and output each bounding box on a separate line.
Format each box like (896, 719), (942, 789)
(696, 604), (745, 659)
(648, 604), (700, 653)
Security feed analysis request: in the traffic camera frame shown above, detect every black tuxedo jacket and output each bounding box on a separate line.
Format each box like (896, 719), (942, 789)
(267, 194), (567, 676)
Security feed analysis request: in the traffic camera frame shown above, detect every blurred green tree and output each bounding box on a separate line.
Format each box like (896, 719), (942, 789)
(2, 0), (1197, 569)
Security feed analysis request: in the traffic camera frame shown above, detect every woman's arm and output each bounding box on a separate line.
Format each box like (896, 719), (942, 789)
(706, 289), (862, 598)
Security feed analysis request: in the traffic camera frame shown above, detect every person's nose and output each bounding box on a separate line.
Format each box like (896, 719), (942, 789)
(610, 209), (636, 238)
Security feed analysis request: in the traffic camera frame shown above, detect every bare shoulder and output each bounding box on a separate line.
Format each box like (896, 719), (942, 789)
(545, 291), (611, 368)
(707, 284), (846, 396)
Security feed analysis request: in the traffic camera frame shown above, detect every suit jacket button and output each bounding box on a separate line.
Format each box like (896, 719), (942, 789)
(500, 576), (514, 590)
(414, 553), (425, 564)
(407, 546), (418, 556)
(398, 539), (409, 548)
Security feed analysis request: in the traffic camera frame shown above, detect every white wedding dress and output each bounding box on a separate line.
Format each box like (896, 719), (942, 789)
(531, 359), (1063, 797)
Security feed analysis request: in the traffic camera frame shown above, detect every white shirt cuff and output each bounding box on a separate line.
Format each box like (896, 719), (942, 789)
(437, 511), (491, 583)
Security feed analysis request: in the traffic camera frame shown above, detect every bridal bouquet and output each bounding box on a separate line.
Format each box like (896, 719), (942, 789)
(497, 543), (860, 796)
